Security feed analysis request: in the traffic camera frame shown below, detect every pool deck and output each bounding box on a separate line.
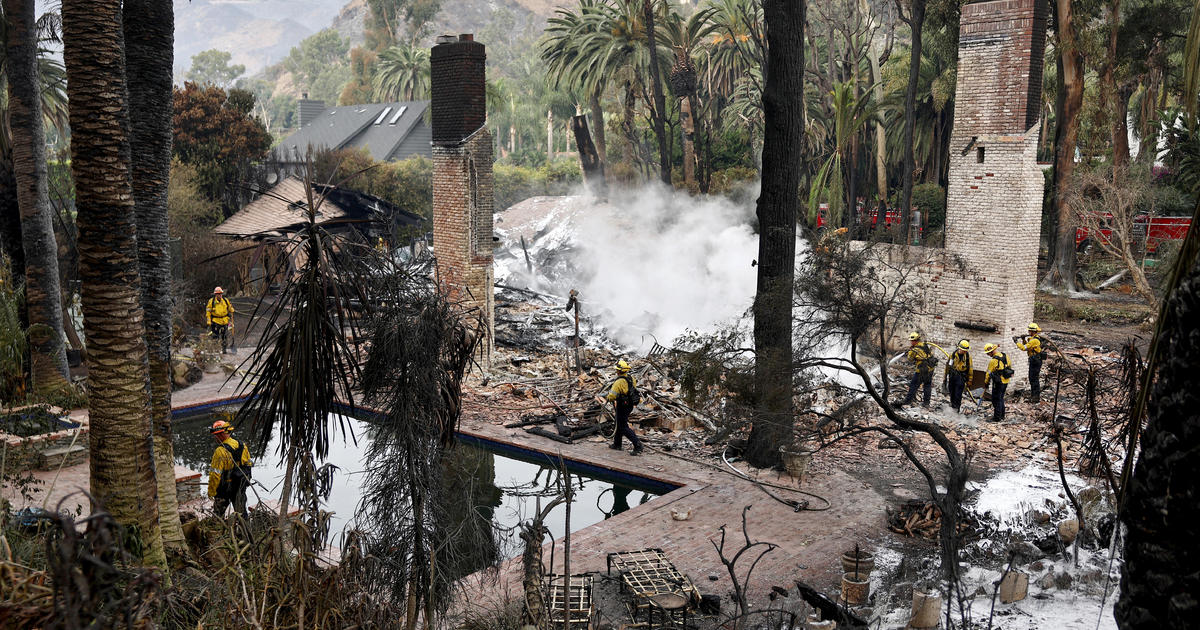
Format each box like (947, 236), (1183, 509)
(454, 407), (891, 614)
(4, 363), (892, 610)
(1, 358), (251, 517)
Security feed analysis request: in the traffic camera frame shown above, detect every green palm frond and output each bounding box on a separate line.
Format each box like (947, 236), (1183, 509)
(372, 44), (430, 102)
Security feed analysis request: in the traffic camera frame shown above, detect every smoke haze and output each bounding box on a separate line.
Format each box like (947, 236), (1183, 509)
(495, 184), (806, 350)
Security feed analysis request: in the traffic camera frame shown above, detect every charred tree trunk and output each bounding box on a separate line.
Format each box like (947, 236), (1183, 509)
(1116, 255), (1200, 628)
(590, 90), (607, 165)
(1041, 0), (1084, 293)
(898, 0), (927, 241)
(747, 0), (806, 469)
(643, 0), (671, 185)
(0, 157), (25, 284)
(572, 114), (606, 198)
(680, 96), (697, 189)
(693, 95), (710, 194)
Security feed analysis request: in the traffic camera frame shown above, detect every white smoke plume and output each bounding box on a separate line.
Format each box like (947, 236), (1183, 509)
(494, 183), (808, 351)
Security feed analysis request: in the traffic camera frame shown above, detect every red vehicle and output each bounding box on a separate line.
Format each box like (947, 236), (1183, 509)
(1075, 213), (1191, 254)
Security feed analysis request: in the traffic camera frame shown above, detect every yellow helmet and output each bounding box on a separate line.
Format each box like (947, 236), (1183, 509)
(210, 420), (233, 435)
(908, 332), (921, 341)
(984, 343), (998, 354)
(616, 359), (631, 372)
(1028, 322), (1041, 332)
(958, 339), (970, 350)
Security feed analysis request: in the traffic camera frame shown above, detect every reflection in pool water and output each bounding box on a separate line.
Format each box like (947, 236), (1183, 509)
(173, 412), (662, 571)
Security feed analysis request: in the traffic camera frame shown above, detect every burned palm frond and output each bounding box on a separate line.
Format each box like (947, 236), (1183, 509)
(348, 262), (485, 623)
(40, 494), (161, 628)
(233, 177), (378, 521)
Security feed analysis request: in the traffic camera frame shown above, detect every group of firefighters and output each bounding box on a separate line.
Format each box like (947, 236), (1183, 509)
(899, 323), (1050, 422)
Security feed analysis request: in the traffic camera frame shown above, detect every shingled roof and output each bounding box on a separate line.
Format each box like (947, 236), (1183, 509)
(214, 176), (424, 239)
(272, 101), (432, 163)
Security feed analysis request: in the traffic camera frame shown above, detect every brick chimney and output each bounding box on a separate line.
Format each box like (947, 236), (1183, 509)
(431, 34), (486, 144)
(920, 0), (1049, 382)
(430, 34), (494, 364)
(296, 94), (326, 128)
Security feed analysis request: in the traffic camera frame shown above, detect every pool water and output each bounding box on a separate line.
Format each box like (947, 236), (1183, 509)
(172, 412), (663, 560)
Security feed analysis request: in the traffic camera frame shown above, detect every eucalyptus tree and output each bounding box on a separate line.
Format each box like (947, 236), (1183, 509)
(62, 0), (165, 568)
(3, 0), (70, 393)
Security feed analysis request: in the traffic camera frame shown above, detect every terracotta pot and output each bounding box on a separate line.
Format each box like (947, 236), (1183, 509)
(840, 571), (869, 606)
(840, 549), (875, 575)
(910, 588), (942, 629)
(779, 446), (813, 478)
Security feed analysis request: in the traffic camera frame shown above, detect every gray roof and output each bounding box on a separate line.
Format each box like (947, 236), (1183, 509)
(273, 101), (431, 163)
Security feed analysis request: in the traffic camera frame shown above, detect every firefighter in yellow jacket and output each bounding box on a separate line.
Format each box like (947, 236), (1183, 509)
(595, 360), (643, 455)
(208, 420), (253, 518)
(900, 332), (937, 408)
(946, 339), (973, 412)
(206, 286), (235, 353)
(1015, 322), (1048, 403)
(984, 343), (1013, 423)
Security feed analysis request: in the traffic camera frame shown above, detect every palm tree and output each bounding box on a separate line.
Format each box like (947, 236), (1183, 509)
(807, 80), (878, 228)
(123, 0), (184, 554)
(540, 0), (673, 178)
(3, 0), (69, 393)
(373, 43), (430, 101)
(542, 0), (610, 164)
(662, 6), (717, 189)
(62, 0), (165, 568)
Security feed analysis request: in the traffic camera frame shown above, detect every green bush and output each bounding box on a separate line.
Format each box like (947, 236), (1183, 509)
(494, 159), (582, 211)
(708, 167), (759, 204)
(911, 183), (946, 230)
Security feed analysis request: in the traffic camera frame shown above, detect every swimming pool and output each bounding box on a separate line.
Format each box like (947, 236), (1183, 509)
(172, 410), (669, 564)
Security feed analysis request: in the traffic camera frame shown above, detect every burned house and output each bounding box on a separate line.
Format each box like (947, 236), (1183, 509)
(214, 176), (425, 287)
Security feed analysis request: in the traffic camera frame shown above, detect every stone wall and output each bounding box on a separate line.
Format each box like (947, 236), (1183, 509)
(431, 35), (495, 364)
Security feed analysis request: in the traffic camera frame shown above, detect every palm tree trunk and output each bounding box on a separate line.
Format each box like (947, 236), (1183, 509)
(1041, 0), (1083, 293)
(62, 0), (166, 568)
(746, 0), (805, 469)
(643, 0), (671, 185)
(4, 0), (71, 393)
(680, 97), (697, 189)
(123, 0), (184, 553)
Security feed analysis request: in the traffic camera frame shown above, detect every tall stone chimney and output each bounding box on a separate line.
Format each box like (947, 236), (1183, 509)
(430, 34), (494, 363)
(929, 0), (1049, 380)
